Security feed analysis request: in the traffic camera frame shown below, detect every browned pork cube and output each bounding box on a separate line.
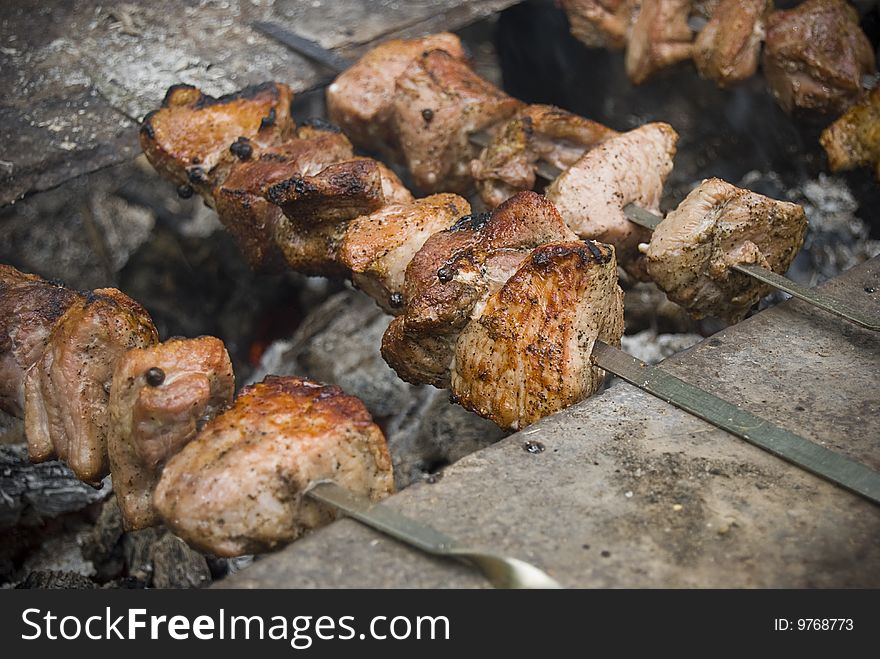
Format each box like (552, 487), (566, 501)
(470, 105), (618, 208)
(546, 122), (678, 280)
(694, 0), (772, 86)
(0, 266), (79, 418)
(763, 0), (875, 114)
(108, 337), (234, 530)
(326, 33), (466, 158)
(625, 0), (694, 84)
(154, 376), (395, 557)
(820, 87), (880, 182)
(561, 0), (637, 49)
(337, 194), (471, 314)
(645, 178), (807, 323)
(24, 289), (158, 484)
(382, 191), (576, 388)
(392, 49), (523, 193)
(140, 82), (295, 202)
(452, 241), (625, 430)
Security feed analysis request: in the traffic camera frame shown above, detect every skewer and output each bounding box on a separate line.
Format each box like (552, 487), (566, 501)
(250, 21), (880, 504)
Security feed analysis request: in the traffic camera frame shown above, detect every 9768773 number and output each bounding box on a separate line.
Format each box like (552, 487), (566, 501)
(774, 619), (853, 631)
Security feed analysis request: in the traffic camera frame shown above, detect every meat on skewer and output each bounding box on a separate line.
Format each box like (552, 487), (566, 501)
(108, 336), (235, 530)
(644, 178), (808, 323)
(560, 0), (636, 49)
(470, 104), (619, 209)
(154, 375), (395, 557)
(763, 0), (875, 114)
(625, 0), (695, 84)
(545, 122), (678, 280)
(820, 87), (880, 182)
(693, 0), (771, 87)
(327, 32), (467, 159)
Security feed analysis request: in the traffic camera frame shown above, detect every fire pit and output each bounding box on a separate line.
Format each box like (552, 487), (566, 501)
(1, 0), (878, 589)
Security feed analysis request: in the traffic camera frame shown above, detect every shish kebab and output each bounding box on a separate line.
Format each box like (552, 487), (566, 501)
(255, 23), (878, 332)
(138, 81), (880, 504)
(0, 266), (560, 587)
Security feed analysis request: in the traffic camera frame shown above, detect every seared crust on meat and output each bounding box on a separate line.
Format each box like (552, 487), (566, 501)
(452, 240), (624, 430)
(694, 0), (772, 87)
(625, 0), (694, 84)
(326, 33), (466, 158)
(471, 104), (618, 208)
(645, 178), (807, 323)
(392, 49), (523, 193)
(266, 158), (386, 226)
(546, 122), (677, 280)
(267, 158), (411, 276)
(382, 191), (576, 387)
(763, 0), (875, 114)
(108, 337), (234, 530)
(820, 87), (880, 181)
(24, 288), (158, 484)
(140, 82), (295, 202)
(561, 0), (636, 49)
(154, 376), (394, 557)
(213, 127), (355, 272)
(0, 266), (79, 418)
(338, 194), (470, 314)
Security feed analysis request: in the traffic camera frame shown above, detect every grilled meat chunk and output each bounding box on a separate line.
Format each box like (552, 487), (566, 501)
(0, 266), (79, 418)
(392, 49), (523, 193)
(326, 33), (466, 158)
(327, 32), (465, 159)
(269, 158), (411, 276)
(645, 178), (807, 323)
(24, 289), (158, 484)
(213, 125), (355, 272)
(546, 122), (677, 280)
(694, 0), (771, 86)
(382, 192), (576, 388)
(470, 105), (619, 208)
(561, 0), (636, 49)
(452, 241), (624, 430)
(108, 337), (234, 530)
(820, 87), (880, 181)
(626, 0), (694, 84)
(763, 0), (875, 114)
(140, 82), (295, 203)
(337, 194), (470, 314)
(154, 376), (394, 557)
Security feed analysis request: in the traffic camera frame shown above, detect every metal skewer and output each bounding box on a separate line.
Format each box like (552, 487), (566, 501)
(306, 481), (562, 588)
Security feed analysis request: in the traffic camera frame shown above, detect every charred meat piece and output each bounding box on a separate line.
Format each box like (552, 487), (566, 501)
(382, 192), (576, 388)
(338, 194), (471, 314)
(108, 337), (234, 530)
(0, 266), (79, 418)
(763, 0), (875, 114)
(392, 49), (523, 193)
(326, 33), (466, 158)
(24, 289), (158, 484)
(546, 122), (677, 280)
(154, 376), (394, 557)
(470, 104), (619, 208)
(452, 241), (624, 430)
(561, 0), (637, 49)
(694, 0), (771, 86)
(625, 0), (694, 84)
(820, 87), (880, 181)
(213, 125), (355, 272)
(645, 178), (807, 323)
(140, 82), (295, 203)
(269, 158), (411, 276)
